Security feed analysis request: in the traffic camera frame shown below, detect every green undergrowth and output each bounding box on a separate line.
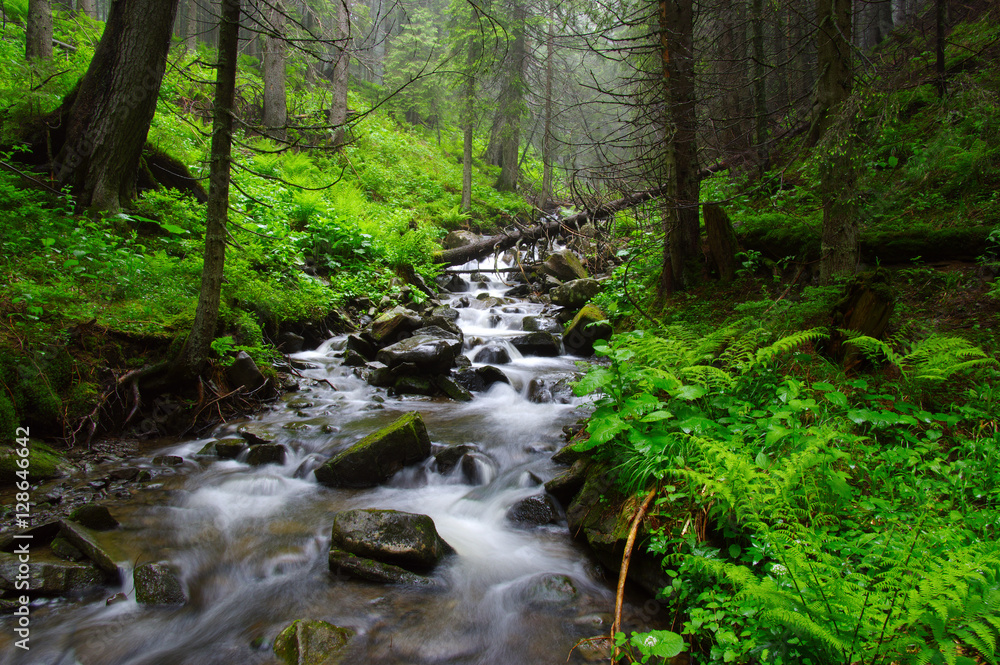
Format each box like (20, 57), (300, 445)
(0, 12), (531, 446)
(574, 324), (1000, 665)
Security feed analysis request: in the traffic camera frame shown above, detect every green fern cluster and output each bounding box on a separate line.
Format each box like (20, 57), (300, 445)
(845, 332), (999, 384)
(675, 436), (1000, 665)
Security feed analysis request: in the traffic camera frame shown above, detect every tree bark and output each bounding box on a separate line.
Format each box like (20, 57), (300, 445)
(751, 0), (769, 176)
(185, 0), (199, 51)
(461, 55), (476, 213)
(171, 0), (240, 382)
(261, 0), (288, 139)
(809, 0), (853, 146)
(493, 0), (526, 192)
(935, 0), (947, 96)
(540, 4), (555, 208)
(78, 0), (97, 19)
(329, 0), (350, 150)
(704, 203), (738, 282)
(657, 0), (698, 296)
(52, 0), (181, 212)
(813, 0), (858, 283)
(26, 0), (53, 61)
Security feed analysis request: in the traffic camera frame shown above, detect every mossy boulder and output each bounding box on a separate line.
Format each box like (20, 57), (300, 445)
(541, 249), (588, 282)
(0, 441), (68, 485)
(134, 562), (186, 605)
(0, 554), (103, 595)
(273, 619), (354, 665)
(375, 327), (463, 373)
(368, 306), (423, 346)
(329, 509), (452, 573)
(562, 305), (613, 356)
(247, 444), (286, 466)
(68, 504), (119, 531)
(314, 412), (431, 488)
(550, 278), (601, 309)
(565, 462), (668, 597)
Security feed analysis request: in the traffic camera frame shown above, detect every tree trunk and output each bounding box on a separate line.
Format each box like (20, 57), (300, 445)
(461, 57), (475, 213)
(171, 0), (240, 382)
(751, 0), (769, 176)
(78, 0), (97, 19)
(704, 203), (738, 282)
(658, 0), (698, 296)
(540, 5), (555, 208)
(328, 0), (350, 149)
(935, 0), (947, 96)
(493, 0), (526, 193)
(813, 0), (858, 283)
(52, 0), (181, 212)
(185, 0), (198, 51)
(261, 0), (287, 139)
(809, 0), (853, 146)
(26, 0), (53, 61)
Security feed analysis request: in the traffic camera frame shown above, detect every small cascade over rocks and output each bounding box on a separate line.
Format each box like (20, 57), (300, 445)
(1, 244), (660, 665)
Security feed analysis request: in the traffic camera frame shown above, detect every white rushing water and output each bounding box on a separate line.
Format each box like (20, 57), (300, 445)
(1, 257), (653, 665)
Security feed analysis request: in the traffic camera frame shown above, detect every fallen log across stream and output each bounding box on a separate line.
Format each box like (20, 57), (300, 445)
(433, 161), (730, 268)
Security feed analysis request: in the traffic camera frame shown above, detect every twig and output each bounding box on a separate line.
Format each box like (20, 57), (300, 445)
(611, 486), (659, 660)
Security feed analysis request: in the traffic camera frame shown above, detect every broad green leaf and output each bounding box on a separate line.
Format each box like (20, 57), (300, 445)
(640, 410), (674, 423)
(765, 426), (790, 446)
(825, 391), (848, 408)
(580, 413), (629, 448)
(671, 384), (707, 401)
(887, 155), (899, 167)
(629, 630), (685, 658)
(812, 382), (836, 391)
(160, 223), (188, 234)
(573, 367), (613, 396)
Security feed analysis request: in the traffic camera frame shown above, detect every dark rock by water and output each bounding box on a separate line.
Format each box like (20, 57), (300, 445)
(58, 519), (121, 576)
(541, 249), (588, 282)
(329, 549), (433, 586)
(314, 411), (431, 488)
(247, 444), (286, 466)
(550, 278), (601, 309)
(134, 562), (186, 605)
(510, 332), (562, 357)
(226, 351), (268, 392)
(329, 508), (452, 573)
(0, 554), (103, 595)
(562, 305), (612, 356)
(375, 326), (463, 372)
(473, 344), (512, 364)
(68, 503), (118, 531)
(273, 619), (354, 665)
(506, 493), (561, 526)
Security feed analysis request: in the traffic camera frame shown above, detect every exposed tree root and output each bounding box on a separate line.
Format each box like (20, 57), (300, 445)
(611, 486), (660, 661)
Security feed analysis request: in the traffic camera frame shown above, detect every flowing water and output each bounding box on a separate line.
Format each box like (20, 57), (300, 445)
(2, 260), (650, 665)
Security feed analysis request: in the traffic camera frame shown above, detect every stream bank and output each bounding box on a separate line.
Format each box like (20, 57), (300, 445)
(0, 248), (665, 665)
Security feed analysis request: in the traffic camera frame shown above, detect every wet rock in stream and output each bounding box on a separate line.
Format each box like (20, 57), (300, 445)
(506, 493), (562, 526)
(329, 509), (452, 583)
(134, 562), (187, 605)
(67, 503), (119, 531)
(314, 411), (431, 488)
(274, 619), (355, 665)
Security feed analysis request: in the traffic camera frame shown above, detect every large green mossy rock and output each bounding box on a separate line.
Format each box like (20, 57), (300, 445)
(273, 619), (354, 665)
(314, 412), (431, 488)
(562, 305), (613, 356)
(58, 520), (122, 577)
(564, 462), (668, 597)
(369, 306), (423, 346)
(0, 441), (68, 485)
(541, 250), (588, 282)
(550, 278), (601, 309)
(329, 509), (451, 573)
(0, 553), (104, 595)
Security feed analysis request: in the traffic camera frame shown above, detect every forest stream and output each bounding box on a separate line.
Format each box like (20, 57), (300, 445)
(2, 257), (650, 665)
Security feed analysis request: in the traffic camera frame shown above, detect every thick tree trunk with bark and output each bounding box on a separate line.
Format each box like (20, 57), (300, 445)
(185, 0), (199, 51)
(704, 203), (738, 282)
(261, 0), (288, 139)
(657, 0), (698, 296)
(493, 0), (526, 192)
(461, 69), (475, 213)
(541, 7), (555, 208)
(171, 0), (240, 382)
(52, 0), (181, 212)
(329, 0), (350, 149)
(809, 0), (853, 146)
(26, 0), (53, 61)
(78, 0), (97, 19)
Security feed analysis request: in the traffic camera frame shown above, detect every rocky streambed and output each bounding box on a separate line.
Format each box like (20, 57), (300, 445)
(0, 251), (660, 665)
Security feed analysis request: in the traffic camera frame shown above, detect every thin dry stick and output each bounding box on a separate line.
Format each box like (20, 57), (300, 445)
(611, 486), (659, 661)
